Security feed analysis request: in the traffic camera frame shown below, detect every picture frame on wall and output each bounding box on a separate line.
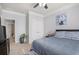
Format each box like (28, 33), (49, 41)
(56, 14), (67, 26)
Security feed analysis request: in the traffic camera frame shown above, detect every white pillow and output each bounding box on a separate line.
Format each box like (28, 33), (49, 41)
(55, 31), (66, 38)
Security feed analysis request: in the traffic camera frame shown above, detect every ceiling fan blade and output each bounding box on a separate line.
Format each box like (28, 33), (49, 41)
(33, 3), (39, 8)
(44, 4), (48, 9)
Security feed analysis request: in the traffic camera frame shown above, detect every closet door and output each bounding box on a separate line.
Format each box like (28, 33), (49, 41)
(31, 18), (43, 40)
(29, 12), (44, 43)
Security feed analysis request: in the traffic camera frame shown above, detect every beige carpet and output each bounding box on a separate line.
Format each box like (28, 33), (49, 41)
(9, 39), (31, 55)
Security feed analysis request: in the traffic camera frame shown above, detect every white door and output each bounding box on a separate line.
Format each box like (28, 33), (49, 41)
(29, 14), (44, 43)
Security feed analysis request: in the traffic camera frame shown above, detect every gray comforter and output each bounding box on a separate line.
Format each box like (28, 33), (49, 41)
(31, 37), (79, 55)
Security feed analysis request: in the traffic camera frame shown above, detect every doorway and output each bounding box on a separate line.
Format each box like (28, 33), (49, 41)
(4, 20), (15, 43)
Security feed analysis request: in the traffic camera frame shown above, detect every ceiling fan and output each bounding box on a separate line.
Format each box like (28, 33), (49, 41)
(33, 3), (48, 9)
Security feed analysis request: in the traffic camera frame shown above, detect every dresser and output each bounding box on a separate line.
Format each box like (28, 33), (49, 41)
(0, 39), (10, 55)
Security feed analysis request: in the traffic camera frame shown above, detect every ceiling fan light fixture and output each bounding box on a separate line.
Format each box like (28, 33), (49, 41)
(42, 3), (46, 6)
(33, 3), (48, 9)
(44, 4), (48, 9)
(39, 3), (42, 7)
(39, 3), (46, 7)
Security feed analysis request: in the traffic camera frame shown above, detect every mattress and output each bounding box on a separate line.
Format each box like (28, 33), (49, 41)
(31, 37), (79, 55)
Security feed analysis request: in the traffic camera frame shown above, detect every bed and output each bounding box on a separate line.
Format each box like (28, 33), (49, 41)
(30, 30), (79, 55)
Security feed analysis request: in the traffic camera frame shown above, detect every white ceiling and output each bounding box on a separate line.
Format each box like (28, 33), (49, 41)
(0, 3), (76, 15)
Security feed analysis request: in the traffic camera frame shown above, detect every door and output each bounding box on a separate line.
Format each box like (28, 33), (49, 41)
(32, 18), (43, 40)
(29, 14), (44, 43)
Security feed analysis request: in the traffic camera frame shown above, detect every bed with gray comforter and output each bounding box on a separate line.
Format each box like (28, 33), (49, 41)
(30, 31), (79, 55)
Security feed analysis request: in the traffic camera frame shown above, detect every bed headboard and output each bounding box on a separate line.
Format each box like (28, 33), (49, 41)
(56, 29), (79, 31)
(55, 29), (79, 40)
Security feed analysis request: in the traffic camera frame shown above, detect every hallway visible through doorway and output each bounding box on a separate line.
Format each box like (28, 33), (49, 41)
(4, 20), (15, 43)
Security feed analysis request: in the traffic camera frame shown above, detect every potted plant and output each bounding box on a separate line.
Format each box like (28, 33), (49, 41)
(19, 33), (26, 43)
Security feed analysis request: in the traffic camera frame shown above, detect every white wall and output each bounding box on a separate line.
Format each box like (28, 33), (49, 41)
(44, 14), (56, 36)
(0, 5), (2, 16)
(55, 4), (79, 30)
(44, 4), (79, 35)
(1, 9), (26, 43)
